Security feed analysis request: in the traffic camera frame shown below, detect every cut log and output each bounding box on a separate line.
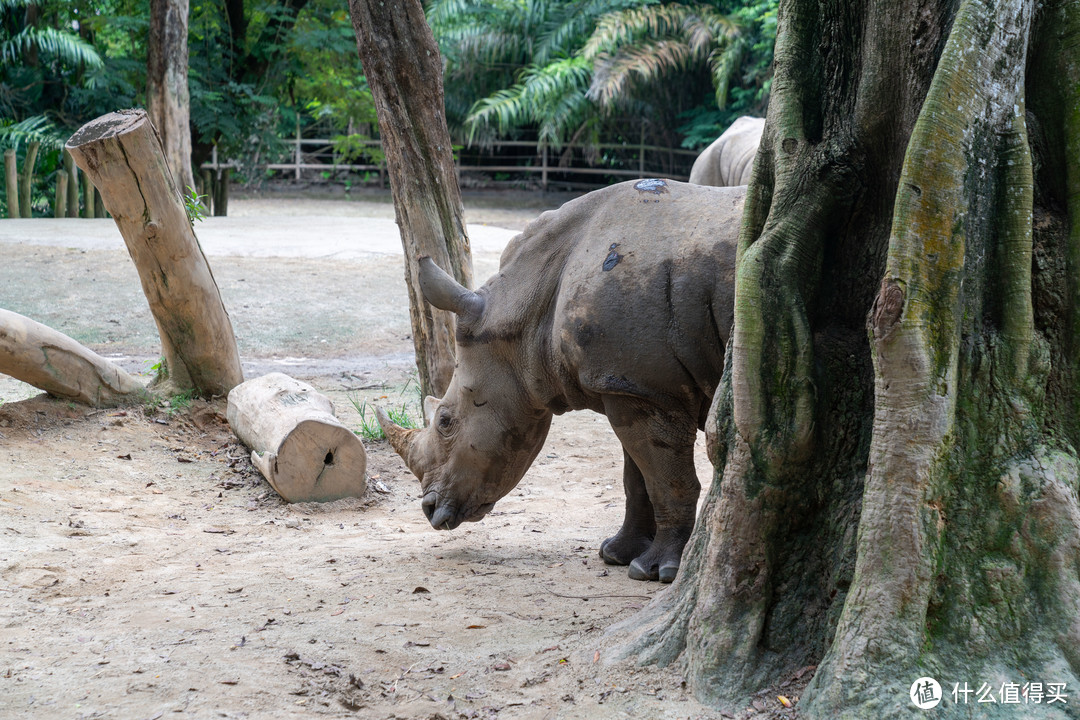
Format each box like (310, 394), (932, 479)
(66, 109), (243, 397)
(226, 373), (367, 503)
(54, 172), (68, 218)
(0, 308), (146, 407)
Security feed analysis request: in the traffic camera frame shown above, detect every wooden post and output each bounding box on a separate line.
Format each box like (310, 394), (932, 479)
(54, 172), (67, 218)
(66, 109), (244, 397)
(4, 149), (18, 218)
(83, 175), (95, 218)
(64, 150), (80, 217)
(213, 168), (229, 216)
(200, 168), (213, 215)
(93, 187), (105, 218)
(227, 373), (368, 503)
(295, 115), (302, 181)
(541, 144), (548, 191)
(0, 308), (146, 407)
(18, 141), (39, 218)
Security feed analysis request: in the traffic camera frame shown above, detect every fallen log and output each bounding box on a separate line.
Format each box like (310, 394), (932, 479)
(0, 309), (145, 407)
(65, 109), (243, 397)
(227, 373), (367, 503)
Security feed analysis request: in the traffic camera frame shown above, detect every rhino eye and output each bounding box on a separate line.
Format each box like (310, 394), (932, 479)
(437, 411), (454, 434)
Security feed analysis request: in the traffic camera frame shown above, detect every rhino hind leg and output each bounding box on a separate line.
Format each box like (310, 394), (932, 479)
(602, 397), (701, 583)
(599, 450), (656, 565)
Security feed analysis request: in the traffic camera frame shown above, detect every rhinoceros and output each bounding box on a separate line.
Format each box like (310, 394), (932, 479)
(688, 116), (765, 187)
(377, 179), (744, 582)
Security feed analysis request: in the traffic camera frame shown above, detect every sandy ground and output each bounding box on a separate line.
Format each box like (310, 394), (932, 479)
(0, 189), (798, 719)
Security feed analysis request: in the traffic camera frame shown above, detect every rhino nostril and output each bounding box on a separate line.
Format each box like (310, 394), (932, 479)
(421, 492), (437, 521)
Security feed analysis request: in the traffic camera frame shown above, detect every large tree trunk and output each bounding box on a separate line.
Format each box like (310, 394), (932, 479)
(608, 0), (1080, 717)
(0, 309), (145, 407)
(347, 0), (473, 399)
(147, 0), (195, 194)
(66, 110), (244, 398)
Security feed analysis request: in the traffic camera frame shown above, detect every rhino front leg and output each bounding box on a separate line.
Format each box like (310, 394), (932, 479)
(599, 450), (656, 566)
(603, 397), (700, 583)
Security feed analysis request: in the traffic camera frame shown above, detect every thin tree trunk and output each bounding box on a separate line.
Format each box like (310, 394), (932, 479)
(606, 0), (1080, 716)
(18, 141), (39, 218)
(0, 308), (145, 407)
(147, 0), (195, 193)
(66, 109), (244, 398)
(348, 0), (473, 399)
(4, 149), (18, 218)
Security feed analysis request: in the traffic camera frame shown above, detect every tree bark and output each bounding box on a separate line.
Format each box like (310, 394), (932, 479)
(348, 0), (473, 399)
(226, 373), (367, 503)
(5, 149), (19, 218)
(607, 0), (1080, 717)
(0, 309), (145, 407)
(147, 0), (195, 194)
(66, 109), (244, 398)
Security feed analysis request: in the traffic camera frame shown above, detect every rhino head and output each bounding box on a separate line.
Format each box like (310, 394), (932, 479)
(377, 257), (553, 530)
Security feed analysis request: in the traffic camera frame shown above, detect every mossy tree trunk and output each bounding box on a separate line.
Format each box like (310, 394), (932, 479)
(608, 0), (1080, 717)
(347, 0), (473, 399)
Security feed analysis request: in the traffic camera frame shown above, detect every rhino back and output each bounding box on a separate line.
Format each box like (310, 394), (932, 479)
(688, 116), (765, 187)
(548, 180), (742, 416)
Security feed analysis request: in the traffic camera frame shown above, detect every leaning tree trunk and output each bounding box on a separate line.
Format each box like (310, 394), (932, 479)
(66, 110), (244, 398)
(347, 0), (473, 399)
(147, 0), (195, 194)
(607, 0), (1080, 717)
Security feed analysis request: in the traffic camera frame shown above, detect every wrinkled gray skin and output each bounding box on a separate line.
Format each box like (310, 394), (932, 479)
(378, 179), (743, 582)
(688, 116), (764, 187)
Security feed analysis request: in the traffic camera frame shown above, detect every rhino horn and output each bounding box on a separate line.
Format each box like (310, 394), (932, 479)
(418, 256), (484, 325)
(376, 406), (423, 476)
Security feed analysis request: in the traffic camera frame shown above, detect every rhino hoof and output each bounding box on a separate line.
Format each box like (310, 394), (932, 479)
(658, 562), (679, 583)
(600, 534), (652, 566)
(627, 558), (657, 581)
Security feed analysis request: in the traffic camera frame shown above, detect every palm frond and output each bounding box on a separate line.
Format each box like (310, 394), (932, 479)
(0, 114), (66, 152)
(708, 39), (745, 110)
(535, 0), (645, 64)
(0, 26), (104, 69)
(466, 55), (592, 147)
(588, 40), (695, 107)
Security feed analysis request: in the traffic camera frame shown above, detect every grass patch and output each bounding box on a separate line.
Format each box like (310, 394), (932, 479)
(349, 393), (420, 441)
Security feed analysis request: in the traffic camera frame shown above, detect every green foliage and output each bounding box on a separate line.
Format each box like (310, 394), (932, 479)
(349, 395), (420, 442)
(183, 185), (207, 224)
(432, 0), (777, 151)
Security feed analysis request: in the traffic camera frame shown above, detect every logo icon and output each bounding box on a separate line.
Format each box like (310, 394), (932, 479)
(911, 677), (942, 709)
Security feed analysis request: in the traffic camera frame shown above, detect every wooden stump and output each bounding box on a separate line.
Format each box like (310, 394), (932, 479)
(227, 373), (368, 503)
(0, 309), (145, 407)
(18, 141), (39, 218)
(66, 109), (243, 397)
(4, 149), (18, 219)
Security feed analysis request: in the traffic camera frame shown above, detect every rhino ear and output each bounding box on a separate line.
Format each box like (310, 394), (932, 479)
(418, 256), (484, 325)
(423, 395), (440, 427)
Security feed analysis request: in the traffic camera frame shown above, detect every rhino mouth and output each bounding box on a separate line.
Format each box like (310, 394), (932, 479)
(421, 491), (495, 530)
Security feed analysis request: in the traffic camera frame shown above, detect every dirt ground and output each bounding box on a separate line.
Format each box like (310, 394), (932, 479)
(0, 188), (801, 719)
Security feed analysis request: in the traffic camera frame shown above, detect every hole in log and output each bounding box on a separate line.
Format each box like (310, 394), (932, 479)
(324, 451), (334, 466)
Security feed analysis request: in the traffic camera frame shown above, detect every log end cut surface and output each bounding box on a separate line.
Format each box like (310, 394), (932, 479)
(260, 420), (368, 503)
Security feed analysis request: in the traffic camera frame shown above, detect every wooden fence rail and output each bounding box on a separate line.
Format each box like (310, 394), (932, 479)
(201, 137), (700, 190)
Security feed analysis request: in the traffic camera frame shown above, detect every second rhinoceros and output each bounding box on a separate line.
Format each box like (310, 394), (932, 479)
(377, 178), (743, 582)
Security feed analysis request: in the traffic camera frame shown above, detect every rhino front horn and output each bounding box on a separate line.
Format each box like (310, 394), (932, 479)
(376, 406), (422, 477)
(418, 256), (484, 325)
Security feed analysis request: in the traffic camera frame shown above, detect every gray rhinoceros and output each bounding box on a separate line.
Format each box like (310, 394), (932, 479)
(377, 178), (744, 582)
(688, 116), (765, 187)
